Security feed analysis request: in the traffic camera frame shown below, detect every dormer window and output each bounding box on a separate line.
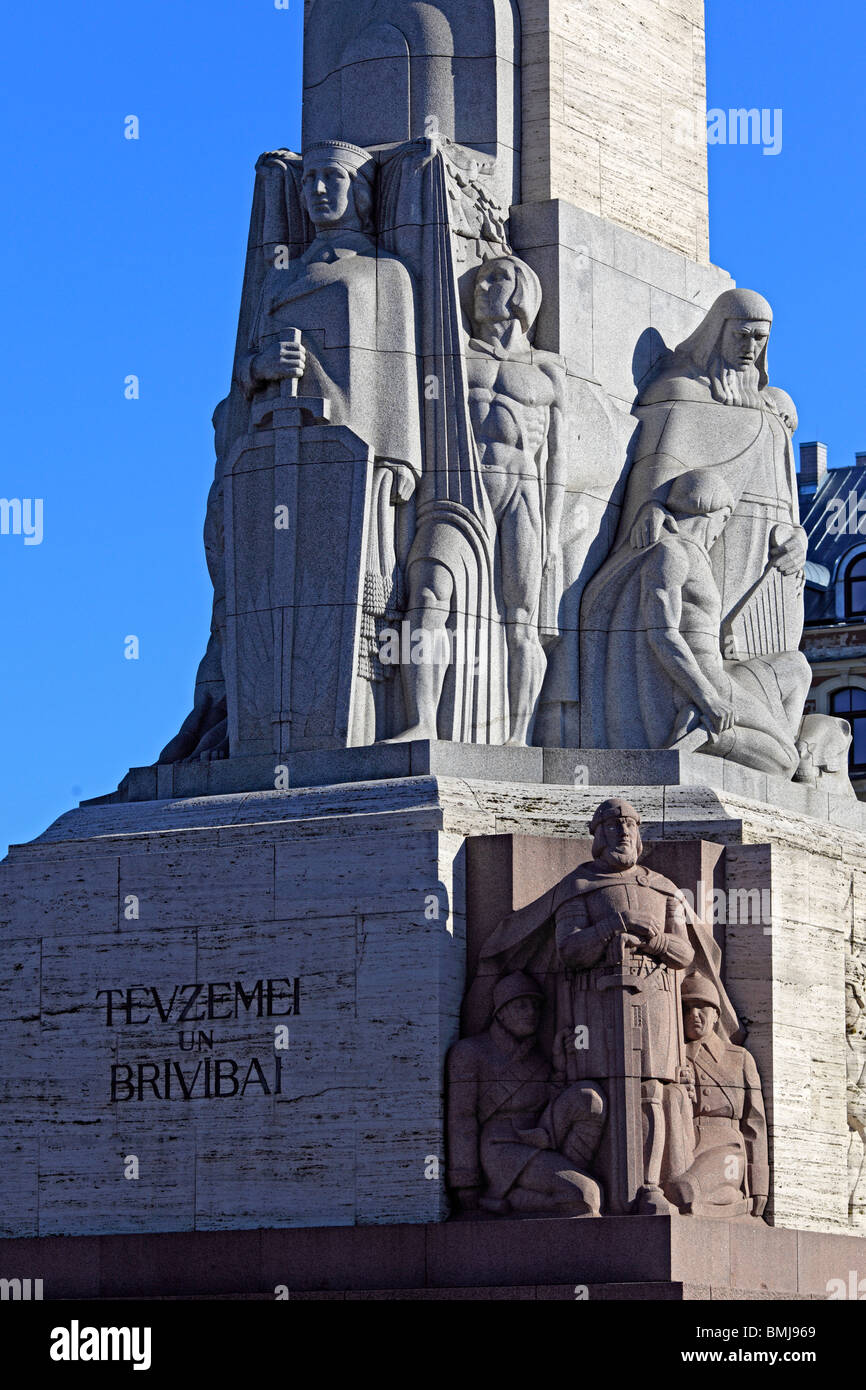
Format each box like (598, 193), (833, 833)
(844, 555), (866, 618)
(830, 688), (866, 776)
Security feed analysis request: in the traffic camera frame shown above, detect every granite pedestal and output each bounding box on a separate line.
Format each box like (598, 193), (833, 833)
(2, 754), (864, 1248)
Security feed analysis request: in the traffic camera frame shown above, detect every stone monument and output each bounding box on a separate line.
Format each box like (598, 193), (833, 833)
(2, 0), (865, 1300)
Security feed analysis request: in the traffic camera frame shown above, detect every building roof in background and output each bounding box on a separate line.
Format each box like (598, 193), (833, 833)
(801, 464), (866, 624)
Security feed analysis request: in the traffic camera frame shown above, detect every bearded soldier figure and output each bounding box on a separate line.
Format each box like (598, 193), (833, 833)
(476, 798), (740, 1214)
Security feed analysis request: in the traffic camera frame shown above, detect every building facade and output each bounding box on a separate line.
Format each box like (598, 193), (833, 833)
(800, 442), (866, 797)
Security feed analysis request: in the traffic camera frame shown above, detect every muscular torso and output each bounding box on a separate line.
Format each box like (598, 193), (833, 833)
(466, 347), (559, 517)
(645, 539), (727, 679)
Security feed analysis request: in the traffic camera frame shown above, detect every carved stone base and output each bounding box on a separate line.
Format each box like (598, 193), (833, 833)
(1, 771), (862, 1237)
(92, 742), (866, 831)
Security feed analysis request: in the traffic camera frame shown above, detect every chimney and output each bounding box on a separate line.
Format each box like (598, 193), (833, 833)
(799, 442), (828, 492)
(857, 452), (866, 469)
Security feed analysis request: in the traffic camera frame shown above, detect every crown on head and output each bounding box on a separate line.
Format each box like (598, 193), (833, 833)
(302, 140), (374, 175)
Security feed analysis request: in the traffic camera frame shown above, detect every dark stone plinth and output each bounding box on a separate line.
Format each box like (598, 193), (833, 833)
(2, 1218), (861, 1300)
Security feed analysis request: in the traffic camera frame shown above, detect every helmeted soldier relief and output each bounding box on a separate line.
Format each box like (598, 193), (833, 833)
(446, 972), (605, 1217)
(666, 973), (769, 1218)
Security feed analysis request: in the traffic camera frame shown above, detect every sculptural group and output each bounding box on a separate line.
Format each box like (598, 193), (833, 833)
(152, 124), (850, 794)
(448, 799), (769, 1219)
(581, 289), (815, 779)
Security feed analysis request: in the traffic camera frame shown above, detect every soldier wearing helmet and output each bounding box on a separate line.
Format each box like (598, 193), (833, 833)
(446, 971), (605, 1217)
(665, 972), (769, 1217)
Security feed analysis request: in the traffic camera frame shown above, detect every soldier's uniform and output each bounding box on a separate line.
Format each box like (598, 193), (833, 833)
(680, 1033), (768, 1213)
(668, 975), (769, 1216)
(446, 1022), (558, 1202)
(447, 972), (604, 1212)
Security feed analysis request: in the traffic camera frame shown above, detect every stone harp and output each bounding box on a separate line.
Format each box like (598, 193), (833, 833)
(722, 564), (797, 659)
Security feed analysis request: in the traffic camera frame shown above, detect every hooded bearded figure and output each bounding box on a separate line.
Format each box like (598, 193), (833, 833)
(580, 290), (809, 774)
(647, 287), (773, 409)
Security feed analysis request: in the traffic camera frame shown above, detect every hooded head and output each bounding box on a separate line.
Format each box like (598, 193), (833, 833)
(796, 713), (852, 775)
(667, 470), (736, 520)
(672, 288), (773, 408)
(666, 470), (735, 550)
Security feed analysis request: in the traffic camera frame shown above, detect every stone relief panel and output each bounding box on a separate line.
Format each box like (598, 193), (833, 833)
(448, 800), (770, 1219)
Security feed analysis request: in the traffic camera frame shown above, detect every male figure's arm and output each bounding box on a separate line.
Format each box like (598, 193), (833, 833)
(555, 893), (616, 970)
(741, 1050), (769, 1216)
(540, 359), (568, 566)
(641, 544), (735, 737)
(628, 892), (695, 967)
(235, 269), (307, 401)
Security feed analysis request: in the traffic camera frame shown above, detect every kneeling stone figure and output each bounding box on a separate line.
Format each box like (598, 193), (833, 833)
(447, 972), (605, 1217)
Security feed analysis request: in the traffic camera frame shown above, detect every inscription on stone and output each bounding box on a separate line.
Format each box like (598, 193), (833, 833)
(98, 976), (302, 1102)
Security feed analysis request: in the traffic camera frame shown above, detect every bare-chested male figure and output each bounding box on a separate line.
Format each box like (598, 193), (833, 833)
(582, 469), (810, 776)
(392, 254), (567, 745)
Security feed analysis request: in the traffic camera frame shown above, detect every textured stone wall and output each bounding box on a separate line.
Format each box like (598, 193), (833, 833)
(0, 786), (465, 1236)
(0, 774), (859, 1237)
(521, 0), (710, 261)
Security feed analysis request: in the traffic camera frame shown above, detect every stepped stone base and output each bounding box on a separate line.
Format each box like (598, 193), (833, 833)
(1, 1217), (860, 1300)
(93, 741), (866, 831)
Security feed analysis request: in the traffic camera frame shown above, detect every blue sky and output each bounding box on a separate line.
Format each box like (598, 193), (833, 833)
(1, 0), (863, 857)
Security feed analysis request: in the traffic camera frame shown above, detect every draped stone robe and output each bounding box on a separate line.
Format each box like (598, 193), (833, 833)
(238, 229), (421, 479)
